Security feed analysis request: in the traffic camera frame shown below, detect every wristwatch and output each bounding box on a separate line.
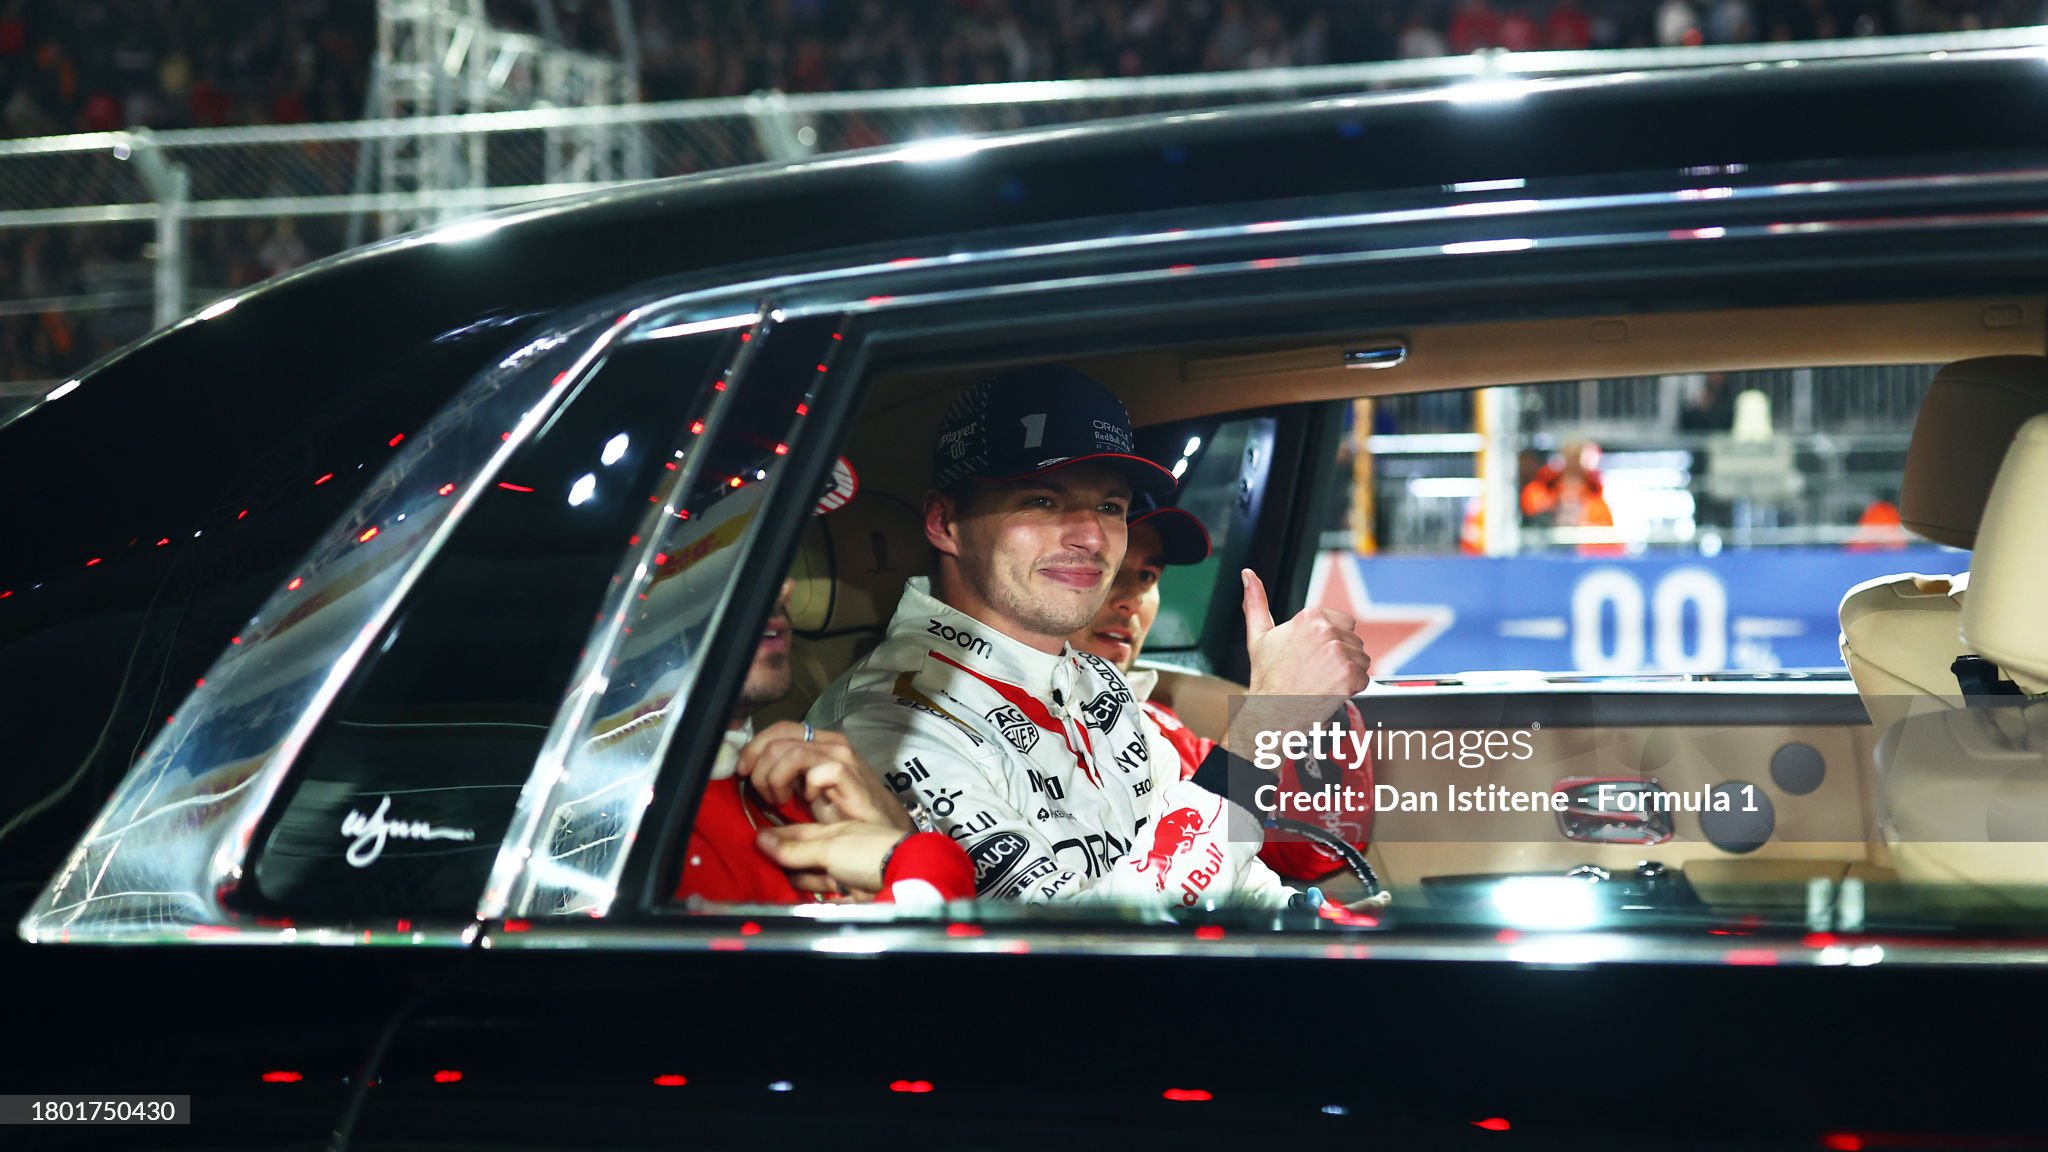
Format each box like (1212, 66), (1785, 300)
(898, 792), (939, 835)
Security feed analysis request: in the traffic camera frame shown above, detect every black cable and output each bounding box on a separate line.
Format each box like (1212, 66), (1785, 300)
(1272, 817), (1381, 899)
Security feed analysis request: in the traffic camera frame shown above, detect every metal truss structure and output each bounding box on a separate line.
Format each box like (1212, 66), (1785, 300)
(364, 0), (647, 238)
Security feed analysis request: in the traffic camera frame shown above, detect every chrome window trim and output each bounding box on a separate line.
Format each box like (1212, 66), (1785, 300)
(476, 920), (2048, 969)
(26, 155), (2041, 947)
(611, 162), (2048, 342)
(484, 308), (775, 920)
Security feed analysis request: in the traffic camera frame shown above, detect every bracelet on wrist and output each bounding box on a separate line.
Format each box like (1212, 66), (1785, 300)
(878, 832), (917, 885)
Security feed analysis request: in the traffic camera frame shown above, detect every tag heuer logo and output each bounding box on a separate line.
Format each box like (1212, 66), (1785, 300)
(1082, 691), (1123, 731)
(987, 704), (1038, 753)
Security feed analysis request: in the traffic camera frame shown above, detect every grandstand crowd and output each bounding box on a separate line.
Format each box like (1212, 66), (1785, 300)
(1, 0), (2043, 396)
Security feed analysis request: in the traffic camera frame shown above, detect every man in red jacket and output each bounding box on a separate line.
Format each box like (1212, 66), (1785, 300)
(1067, 497), (1374, 882)
(673, 578), (975, 907)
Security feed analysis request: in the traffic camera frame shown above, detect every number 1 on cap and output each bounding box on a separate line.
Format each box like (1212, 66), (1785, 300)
(1020, 413), (1047, 448)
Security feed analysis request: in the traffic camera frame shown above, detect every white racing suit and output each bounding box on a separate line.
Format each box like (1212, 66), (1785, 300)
(809, 578), (1293, 908)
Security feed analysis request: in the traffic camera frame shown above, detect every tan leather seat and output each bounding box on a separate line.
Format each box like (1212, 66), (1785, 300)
(1880, 413), (2048, 890)
(755, 488), (929, 728)
(1839, 356), (2048, 733)
(1961, 414), (2048, 699)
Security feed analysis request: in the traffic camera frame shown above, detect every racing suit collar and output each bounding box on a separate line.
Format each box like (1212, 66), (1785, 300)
(1123, 666), (1158, 702)
(899, 576), (1075, 697)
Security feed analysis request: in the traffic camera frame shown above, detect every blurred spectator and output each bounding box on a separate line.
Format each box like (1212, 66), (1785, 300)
(1497, 4), (1542, 50)
(1679, 372), (1739, 431)
(1658, 0), (1705, 46)
(1522, 440), (1624, 554)
(1400, 8), (1452, 58)
(1707, 0), (1758, 42)
(1547, 0), (1596, 48)
(1448, 0), (1502, 53)
(1847, 492), (1909, 550)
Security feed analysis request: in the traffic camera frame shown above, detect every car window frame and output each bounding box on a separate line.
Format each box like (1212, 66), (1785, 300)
(35, 147), (2048, 951)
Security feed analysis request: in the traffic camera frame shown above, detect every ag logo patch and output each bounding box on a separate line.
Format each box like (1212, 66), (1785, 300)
(986, 704), (1039, 753)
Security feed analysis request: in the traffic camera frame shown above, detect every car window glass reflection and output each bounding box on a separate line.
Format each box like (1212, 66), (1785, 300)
(241, 334), (732, 920)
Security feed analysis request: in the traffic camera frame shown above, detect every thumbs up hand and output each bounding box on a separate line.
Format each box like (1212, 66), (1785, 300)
(1225, 570), (1373, 761)
(1241, 569), (1372, 699)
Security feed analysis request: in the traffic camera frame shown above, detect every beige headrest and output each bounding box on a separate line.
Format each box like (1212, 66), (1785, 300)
(1961, 413), (2048, 692)
(787, 491), (928, 635)
(1901, 356), (2048, 548)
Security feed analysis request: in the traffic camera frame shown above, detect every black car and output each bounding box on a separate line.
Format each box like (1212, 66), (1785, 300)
(9, 46), (2048, 1151)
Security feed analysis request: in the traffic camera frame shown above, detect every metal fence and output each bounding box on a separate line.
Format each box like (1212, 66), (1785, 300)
(4, 24), (2048, 405)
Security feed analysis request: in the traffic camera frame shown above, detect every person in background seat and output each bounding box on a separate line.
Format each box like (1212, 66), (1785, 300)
(1068, 495), (1374, 883)
(674, 578), (974, 907)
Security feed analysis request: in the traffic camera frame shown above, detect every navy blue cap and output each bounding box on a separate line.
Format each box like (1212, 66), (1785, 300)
(1129, 492), (1211, 566)
(932, 365), (1175, 502)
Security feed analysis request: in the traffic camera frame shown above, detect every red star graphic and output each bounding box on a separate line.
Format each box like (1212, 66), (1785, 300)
(1307, 554), (1454, 677)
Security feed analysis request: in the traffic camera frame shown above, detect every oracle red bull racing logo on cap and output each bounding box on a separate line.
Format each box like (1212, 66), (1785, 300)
(1092, 418), (1134, 454)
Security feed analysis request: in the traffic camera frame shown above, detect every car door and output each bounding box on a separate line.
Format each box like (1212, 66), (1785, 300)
(26, 114), (2048, 1148)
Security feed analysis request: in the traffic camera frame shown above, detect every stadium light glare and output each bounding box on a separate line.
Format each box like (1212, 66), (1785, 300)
(428, 217), (507, 245)
(896, 136), (983, 164)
